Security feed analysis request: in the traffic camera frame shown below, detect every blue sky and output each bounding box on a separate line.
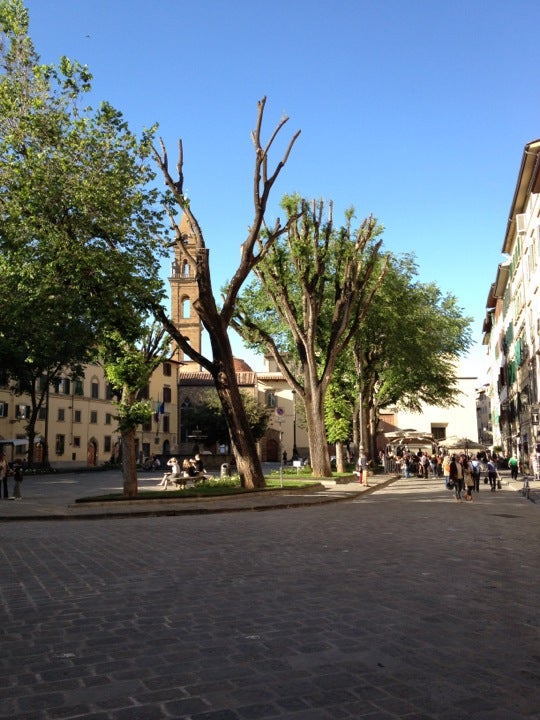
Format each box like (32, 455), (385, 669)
(24, 0), (540, 376)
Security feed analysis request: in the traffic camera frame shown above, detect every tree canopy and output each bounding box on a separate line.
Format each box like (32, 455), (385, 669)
(101, 323), (171, 497)
(0, 0), (168, 462)
(233, 195), (385, 476)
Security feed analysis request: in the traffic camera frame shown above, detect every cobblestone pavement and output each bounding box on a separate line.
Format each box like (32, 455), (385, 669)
(0, 476), (539, 719)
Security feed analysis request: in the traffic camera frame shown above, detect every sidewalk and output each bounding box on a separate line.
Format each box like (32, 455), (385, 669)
(504, 470), (540, 502)
(0, 468), (399, 522)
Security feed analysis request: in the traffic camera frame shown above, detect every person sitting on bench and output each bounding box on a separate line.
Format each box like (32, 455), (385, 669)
(157, 457), (180, 489)
(193, 453), (213, 480)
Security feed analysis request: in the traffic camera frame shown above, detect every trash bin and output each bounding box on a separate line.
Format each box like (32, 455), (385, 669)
(220, 463), (230, 478)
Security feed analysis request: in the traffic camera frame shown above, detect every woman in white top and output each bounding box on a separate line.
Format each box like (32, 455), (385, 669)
(157, 457), (180, 489)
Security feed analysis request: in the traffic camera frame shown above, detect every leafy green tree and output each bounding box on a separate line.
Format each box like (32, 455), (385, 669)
(233, 196), (385, 477)
(0, 0), (167, 464)
(182, 390), (270, 450)
(101, 324), (171, 497)
(324, 351), (357, 472)
(0, 265), (95, 465)
(152, 98), (300, 489)
(358, 253), (473, 456)
(330, 253), (473, 459)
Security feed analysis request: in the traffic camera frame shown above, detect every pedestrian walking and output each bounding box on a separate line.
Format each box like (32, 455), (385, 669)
(508, 454), (519, 481)
(487, 458), (498, 491)
(0, 451), (9, 499)
(449, 455), (464, 502)
(463, 459), (475, 501)
(11, 461), (23, 500)
(354, 453), (368, 483)
(442, 454), (452, 489)
(471, 457), (481, 492)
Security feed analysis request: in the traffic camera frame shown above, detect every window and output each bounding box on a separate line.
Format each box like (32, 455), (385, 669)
(55, 434), (65, 455)
(105, 413), (112, 425)
(38, 407), (46, 421)
(163, 415), (170, 433)
(266, 391), (277, 408)
(142, 419), (152, 432)
(163, 362), (172, 377)
(57, 408), (65, 422)
(104, 436), (112, 453)
(16, 404), (29, 419)
(163, 386), (172, 403)
(0, 401), (8, 417)
(74, 410), (81, 423)
(90, 411), (98, 424)
(73, 436), (81, 448)
(431, 425), (447, 441)
(181, 297), (190, 318)
(54, 377), (71, 394)
(74, 379), (84, 396)
(91, 381), (99, 399)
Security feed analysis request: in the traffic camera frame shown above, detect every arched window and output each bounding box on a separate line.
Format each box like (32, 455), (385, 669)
(181, 297), (190, 319)
(182, 260), (190, 277)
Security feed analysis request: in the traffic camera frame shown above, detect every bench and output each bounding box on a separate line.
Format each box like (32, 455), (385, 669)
(171, 471), (212, 490)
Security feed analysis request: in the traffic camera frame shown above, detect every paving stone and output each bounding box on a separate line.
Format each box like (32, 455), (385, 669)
(0, 477), (538, 719)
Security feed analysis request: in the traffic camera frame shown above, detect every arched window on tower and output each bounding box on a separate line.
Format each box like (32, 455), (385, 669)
(182, 260), (190, 277)
(181, 297), (190, 319)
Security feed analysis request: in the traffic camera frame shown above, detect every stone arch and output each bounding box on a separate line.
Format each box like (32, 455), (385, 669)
(87, 438), (98, 467)
(181, 296), (190, 319)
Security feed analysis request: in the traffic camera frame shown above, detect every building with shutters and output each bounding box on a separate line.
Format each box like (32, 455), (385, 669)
(482, 138), (540, 472)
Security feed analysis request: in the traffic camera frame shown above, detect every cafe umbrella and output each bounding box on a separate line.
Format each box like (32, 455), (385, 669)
(440, 436), (489, 454)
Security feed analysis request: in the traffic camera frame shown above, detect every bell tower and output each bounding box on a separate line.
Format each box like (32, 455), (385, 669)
(169, 214), (202, 366)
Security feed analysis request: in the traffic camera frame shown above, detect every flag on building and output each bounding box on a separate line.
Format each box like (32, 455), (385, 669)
(154, 400), (165, 423)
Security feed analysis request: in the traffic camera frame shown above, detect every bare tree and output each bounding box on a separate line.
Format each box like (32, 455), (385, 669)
(152, 98), (300, 489)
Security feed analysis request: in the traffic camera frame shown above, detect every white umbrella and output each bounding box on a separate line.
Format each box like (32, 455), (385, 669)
(440, 436), (488, 453)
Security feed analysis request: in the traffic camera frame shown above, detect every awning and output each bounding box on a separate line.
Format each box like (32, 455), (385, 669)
(0, 436), (42, 446)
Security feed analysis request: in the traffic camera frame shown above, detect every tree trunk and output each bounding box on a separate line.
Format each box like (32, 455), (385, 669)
(153, 99), (300, 491)
(367, 403), (379, 461)
(121, 427), (138, 497)
(216, 379), (265, 489)
(335, 440), (345, 473)
(209, 338), (265, 490)
(304, 387), (332, 477)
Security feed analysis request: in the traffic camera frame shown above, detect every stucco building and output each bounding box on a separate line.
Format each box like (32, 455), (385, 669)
(482, 138), (540, 472)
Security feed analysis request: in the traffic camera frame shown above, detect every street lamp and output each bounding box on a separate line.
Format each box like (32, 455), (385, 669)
(292, 390), (298, 460)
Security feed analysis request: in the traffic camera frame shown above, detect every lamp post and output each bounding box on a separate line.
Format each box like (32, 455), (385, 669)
(292, 390), (298, 460)
(357, 375), (364, 456)
(520, 388), (531, 472)
(275, 406), (285, 488)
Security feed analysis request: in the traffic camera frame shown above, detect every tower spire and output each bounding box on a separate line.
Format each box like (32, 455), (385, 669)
(169, 214), (202, 365)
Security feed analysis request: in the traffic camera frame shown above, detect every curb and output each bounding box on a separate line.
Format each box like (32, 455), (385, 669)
(0, 476), (401, 523)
